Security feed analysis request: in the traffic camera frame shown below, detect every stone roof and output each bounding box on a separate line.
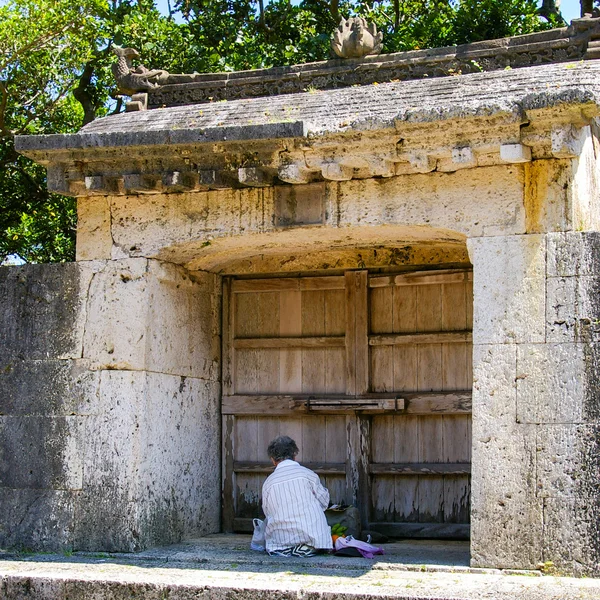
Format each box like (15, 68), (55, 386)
(19, 61), (600, 149)
(14, 60), (600, 196)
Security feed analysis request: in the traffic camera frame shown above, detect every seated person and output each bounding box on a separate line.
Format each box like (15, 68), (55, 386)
(262, 435), (333, 556)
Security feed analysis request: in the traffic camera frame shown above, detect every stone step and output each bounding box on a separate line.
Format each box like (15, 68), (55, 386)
(1, 552), (600, 599)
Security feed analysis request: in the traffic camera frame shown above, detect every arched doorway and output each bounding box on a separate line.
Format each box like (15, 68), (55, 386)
(216, 227), (473, 539)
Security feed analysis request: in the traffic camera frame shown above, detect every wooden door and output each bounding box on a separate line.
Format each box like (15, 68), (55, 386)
(222, 269), (472, 539)
(368, 270), (473, 539)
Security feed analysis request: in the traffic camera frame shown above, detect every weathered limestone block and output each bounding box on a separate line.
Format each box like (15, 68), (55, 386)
(74, 370), (221, 551)
(108, 188), (273, 259)
(547, 231), (600, 277)
(468, 234), (546, 344)
(543, 497), (600, 576)
(0, 263), (91, 360)
(546, 232), (600, 342)
(0, 359), (99, 416)
(0, 489), (75, 551)
(76, 196), (113, 261)
(536, 424), (592, 500)
(273, 183), (326, 227)
(551, 124), (588, 159)
(0, 416), (84, 490)
(500, 143), (532, 163)
(136, 374), (220, 546)
(523, 159), (573, 233)
(539, 423), (600, 574)
(82, 259), (220, 379)
(547, 276), (600, 344)
(516, 344), (588, 424)
(471, 344), (543, 569)
(336, 166), (525, 238)
(571, 124), (600, 232)
(0, 264), (99, 552)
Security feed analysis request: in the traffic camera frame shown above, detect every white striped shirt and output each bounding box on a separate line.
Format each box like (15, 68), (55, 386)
(262, 459), (333, 552)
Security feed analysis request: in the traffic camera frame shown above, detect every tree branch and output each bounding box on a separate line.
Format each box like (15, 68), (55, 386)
(0, 19), (78, 72)
(330, 0), (340, 23)
(0, 81), (10, 138)
(257, 0), (271, 32)
(73, 61), (97, 125)
(538, 0), (566, 23)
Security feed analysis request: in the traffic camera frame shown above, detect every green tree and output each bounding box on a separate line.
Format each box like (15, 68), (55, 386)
(1, 0), (566, 264)
(0, 0), (190, 263)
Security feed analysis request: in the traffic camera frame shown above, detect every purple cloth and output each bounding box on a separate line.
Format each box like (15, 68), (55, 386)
(334, 535), (384, 559)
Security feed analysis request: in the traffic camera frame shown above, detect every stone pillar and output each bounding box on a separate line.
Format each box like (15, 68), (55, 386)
(469, 232), (600, 575)
(468, 234), (545, 570)
(0, 259), (222, 552)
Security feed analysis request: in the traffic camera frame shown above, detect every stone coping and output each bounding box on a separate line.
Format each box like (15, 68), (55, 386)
(145, 17), (600, 108)
(2, 536), (600, 599)
(14, 60), (600, 197)
(16, 60), (600, 156)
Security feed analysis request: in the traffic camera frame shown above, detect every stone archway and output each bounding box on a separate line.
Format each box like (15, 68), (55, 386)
(177, 225), (475, 539)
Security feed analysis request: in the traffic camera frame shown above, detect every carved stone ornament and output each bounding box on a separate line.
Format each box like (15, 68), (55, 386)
(111, 45), (170, 96)
(331, 16), (383, 59)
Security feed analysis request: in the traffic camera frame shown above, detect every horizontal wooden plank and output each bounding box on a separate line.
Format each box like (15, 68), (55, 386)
(232, 276), (344, 293)
(402, 392), (472, 414)
(234, 461), (346, 475)
(233, 336), (345, 349)
(369, 270), (473, 288)
(367, 522), (470, 540)
(369, 331), (472, 346)
(369, 462), (471, 475)
(222, 392), (472, 416)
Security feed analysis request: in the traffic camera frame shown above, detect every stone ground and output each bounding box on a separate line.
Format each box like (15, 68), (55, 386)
(1, 534), (600, 599)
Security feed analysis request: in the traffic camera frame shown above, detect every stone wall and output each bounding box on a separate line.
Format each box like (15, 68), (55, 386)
(469, 232), (600, 575)
(0, 260), (221, 552)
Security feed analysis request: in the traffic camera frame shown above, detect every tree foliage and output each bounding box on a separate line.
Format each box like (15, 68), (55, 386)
(0, 0), (588, 264)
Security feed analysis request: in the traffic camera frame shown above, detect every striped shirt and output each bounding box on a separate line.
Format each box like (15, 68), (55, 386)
(262, 459), (333, 552)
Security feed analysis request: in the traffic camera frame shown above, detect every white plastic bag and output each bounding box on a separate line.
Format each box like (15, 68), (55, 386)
(250, 518), (267, 551)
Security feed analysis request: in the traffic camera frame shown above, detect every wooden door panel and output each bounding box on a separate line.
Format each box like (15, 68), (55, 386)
(442, 343), (470, 390)
(417, 344), (443, 391)
(234, 416), (260, 519)
(235, 349), (280, 394)
(235, 291), (280, 337)
(416, 284), (442, 332)
(368, 271), (472, 539)
(279, 290), (302, 394)
(392, 346), (419, 392)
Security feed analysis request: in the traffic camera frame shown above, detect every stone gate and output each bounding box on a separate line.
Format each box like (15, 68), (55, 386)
(4, 16), (600, 576)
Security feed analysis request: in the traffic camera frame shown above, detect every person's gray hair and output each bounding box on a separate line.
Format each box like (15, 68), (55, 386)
(267, 436), (299, 462)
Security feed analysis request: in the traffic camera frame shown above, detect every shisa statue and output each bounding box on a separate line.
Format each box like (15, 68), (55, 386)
(331, 16), (383, 59)
(111, 45), (170, 96)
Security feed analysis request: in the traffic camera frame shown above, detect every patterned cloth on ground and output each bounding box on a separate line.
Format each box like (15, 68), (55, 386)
(267, 544), (318, 557)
